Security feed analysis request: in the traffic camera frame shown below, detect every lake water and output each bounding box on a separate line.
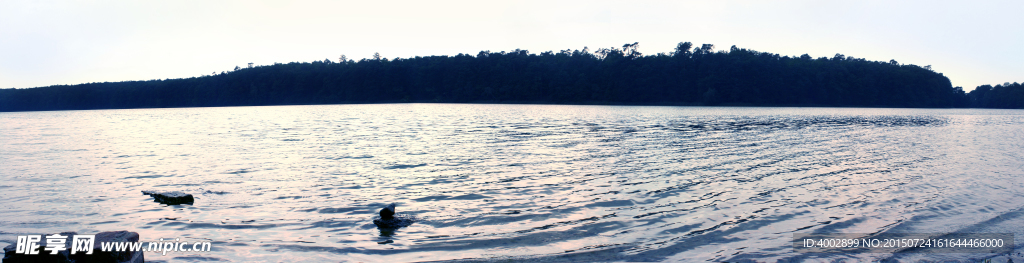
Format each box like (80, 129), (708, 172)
(2, 104), (1023, 262)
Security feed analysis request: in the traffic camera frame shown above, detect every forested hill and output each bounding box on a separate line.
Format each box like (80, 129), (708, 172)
(3, 41), (1009, 112)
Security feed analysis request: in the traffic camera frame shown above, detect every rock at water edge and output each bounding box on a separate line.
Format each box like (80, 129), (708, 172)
(142, 190), (195, 205)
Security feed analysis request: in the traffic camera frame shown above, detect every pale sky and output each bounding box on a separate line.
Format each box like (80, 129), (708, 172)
(1, 0), (1021, 91)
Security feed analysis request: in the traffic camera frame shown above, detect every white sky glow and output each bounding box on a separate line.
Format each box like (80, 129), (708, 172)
(1, 0), (1021, 90)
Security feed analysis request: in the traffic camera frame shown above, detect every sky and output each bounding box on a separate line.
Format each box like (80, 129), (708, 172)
(1, 0), (1021, 91)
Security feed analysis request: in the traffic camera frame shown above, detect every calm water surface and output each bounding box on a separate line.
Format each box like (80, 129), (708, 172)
(2, 104), (1023, 262)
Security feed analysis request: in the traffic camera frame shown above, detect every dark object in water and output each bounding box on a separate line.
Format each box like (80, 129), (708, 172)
(379, 203), (396, 219)
(373, 216), (415, 229)
(373, 203), (414, 229)
(141, 190), (194, 205)
(2, 230), (144, 263)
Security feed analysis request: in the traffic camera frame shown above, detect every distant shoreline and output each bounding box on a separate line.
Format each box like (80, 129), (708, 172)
(2, 42), (1021, 112)
(0, 101), (996, 114)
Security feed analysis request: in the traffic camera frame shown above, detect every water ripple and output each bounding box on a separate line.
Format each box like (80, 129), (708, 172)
(1, 105), (1023, 262)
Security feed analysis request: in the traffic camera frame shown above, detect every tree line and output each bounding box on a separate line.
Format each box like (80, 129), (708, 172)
(1, 41), (1019, 112)
(967, 82), (1024, 108)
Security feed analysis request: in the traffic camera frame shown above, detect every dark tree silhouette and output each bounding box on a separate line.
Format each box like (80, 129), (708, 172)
(1, 41), (991, 112)
(968, 82), (1024, 108)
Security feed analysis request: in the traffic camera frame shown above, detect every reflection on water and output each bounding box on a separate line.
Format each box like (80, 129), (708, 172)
(1, 104), (1023, 262)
